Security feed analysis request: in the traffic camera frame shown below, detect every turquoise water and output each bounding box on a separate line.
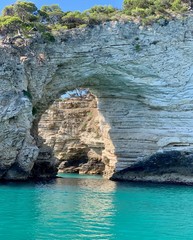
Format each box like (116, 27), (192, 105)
(1, 174), (193, 240)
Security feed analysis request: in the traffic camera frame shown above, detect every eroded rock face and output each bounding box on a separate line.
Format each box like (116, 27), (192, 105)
(2, 18), (193, 182)
(38, 94), (105, 175)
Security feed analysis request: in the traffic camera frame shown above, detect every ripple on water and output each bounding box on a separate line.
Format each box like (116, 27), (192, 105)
(0, 174), (193, 239)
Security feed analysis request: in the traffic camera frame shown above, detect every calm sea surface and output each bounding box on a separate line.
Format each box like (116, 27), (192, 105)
(0, 173), (193, 240)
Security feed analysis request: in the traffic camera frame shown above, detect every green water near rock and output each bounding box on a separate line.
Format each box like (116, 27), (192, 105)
(1, 173), (193, 239)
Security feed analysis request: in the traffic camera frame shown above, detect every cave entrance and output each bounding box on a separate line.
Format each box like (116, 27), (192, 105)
(36, 89), (105, 177)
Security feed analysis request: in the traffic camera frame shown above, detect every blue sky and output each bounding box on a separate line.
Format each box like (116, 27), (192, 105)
(0, 0), (123, 13)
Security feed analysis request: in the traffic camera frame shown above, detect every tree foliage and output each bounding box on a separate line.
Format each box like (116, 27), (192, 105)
(0, 16), (23, 34)
(40, 5), (63, 24)
(0, 0), (192, 46)
(123, 0), (189, 18)
(2, 5), (15, 17)
(0, 1), (52, 43)
(3, 2), (38, 21)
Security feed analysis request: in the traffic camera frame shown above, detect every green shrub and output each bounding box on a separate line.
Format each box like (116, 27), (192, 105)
(0, 0), (191, 42)
(40, 5), (64, 24)
(83, 5), (118, 25)
(42, 32), (55, 42)
(171, 0), (188, 12)
(61, 11), (86, 29)
(135, 44), (141, 51)
(0, 16), (23, 34)
(13, 1), (38, 21)
(2, 5), (15, 16)
(123, 0), (189, 16)
(51, 24), (68, 31)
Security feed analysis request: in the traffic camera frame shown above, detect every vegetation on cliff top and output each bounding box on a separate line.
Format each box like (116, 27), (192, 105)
(0, 0), (192, 45)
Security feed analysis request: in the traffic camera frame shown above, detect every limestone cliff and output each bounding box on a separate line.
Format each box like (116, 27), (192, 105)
(38, 94), (105, 175)
(2, 17), (193, 182)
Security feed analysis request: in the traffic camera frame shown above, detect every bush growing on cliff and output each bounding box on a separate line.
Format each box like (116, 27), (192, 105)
(61, 11), (86, 29)
(123, 0), (189, 22)
(2, 1), (38, 21)
(0, 16), (24, 35)
(84, 5), (118, 24)
(2, 5), (15, 17)
(0, 2), (118, 41)
(0, 2), (35, 38)
(0, 0), (193, 45)
(0, 2), (56, 44)
(40, 5), (64, 24)
(123, 0), (191, 25)
(59, 6), (118, 29)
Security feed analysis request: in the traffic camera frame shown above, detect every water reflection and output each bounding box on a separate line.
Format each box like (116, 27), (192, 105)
(1, 176), (193, 239)
(56, 175), (117, 192)
(33, 175), (117, 239)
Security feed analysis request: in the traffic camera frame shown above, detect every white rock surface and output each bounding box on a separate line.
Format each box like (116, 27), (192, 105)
(1, 18), (193, 181)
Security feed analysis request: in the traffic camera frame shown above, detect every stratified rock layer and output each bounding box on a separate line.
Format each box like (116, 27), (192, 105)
(2, 18), (193, 182)
(38, 94), (105, 175)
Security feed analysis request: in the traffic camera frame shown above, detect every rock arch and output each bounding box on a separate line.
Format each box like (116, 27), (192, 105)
(1, 19), (193, 182)
(38, 91), (105, 176)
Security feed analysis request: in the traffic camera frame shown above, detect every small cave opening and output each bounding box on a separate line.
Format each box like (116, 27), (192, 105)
(37, 89), (105, 176)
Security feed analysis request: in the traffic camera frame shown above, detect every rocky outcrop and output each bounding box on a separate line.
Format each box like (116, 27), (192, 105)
(38, 94), (105, 175)
(112, 151), (193, 184)
(2, 17), (193, 182)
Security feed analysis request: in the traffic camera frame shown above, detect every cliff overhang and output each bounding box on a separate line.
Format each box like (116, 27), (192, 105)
(1, 17), (193, 183)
